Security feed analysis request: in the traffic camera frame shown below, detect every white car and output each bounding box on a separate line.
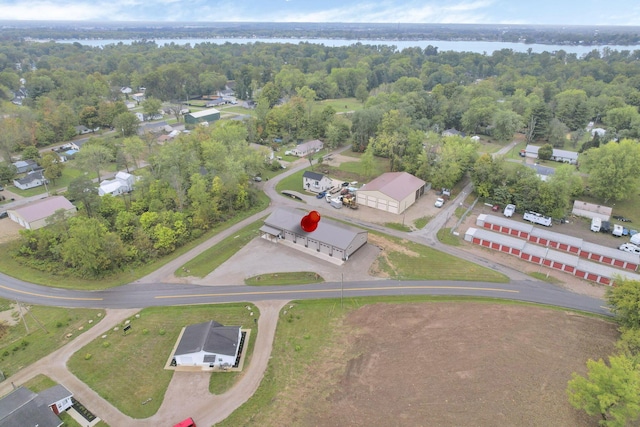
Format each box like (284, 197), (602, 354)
(619, 243), (640, 255)
(435, 198), (445, 208)
(503, 204), (516, 217)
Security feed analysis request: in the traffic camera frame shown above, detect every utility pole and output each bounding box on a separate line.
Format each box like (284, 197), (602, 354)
(341, 273), (344, 309)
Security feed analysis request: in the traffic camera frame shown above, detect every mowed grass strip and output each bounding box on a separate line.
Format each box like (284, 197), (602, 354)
(175, 219), (264, 278)
(370, 232), (507, 282)
(245, 272), (324, 286)
(0, 299), (104, 378)
(68, 303), (259, 419)
(275, 169), (307, 194)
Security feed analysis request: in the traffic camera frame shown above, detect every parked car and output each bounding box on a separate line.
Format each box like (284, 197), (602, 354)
(0, 184), (4, 191)
(590, 217), (601, 232)
(252, 176), (262, 182)
(316, 191), (327, 199)
(341, 182), (349, 187)
(435, 198), (445, 208)
(491, 204), (499, 212)
(503, 204), (516, 218)
(173, 417), (196, 427)
(0, 211), (7, 219)
(600, 221), (612, 234)
(619, 243), (640, 255)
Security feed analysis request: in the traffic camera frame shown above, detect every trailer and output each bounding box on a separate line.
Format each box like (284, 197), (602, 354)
(523, 211), (552, 227)
(330, 197), (343, 209)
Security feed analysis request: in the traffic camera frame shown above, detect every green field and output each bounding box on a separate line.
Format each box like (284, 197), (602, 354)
(245, 272), (324, 286)
(275, 169), (307, 194)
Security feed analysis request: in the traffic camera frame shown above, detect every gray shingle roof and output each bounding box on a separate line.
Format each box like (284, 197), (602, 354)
(303, 171), (325, 181)
(175, 321), (240, 357)
(0, 386), (64, 427)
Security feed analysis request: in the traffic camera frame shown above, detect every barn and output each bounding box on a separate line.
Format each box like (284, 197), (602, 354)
(260, 207), (368, 261)
(356, 172), (426, 214)
(7, 196), (77, 230)
(184, 108), (220, 125)
(173, 320), (242, 369)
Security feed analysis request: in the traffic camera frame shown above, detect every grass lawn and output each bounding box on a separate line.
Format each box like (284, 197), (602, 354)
(0, 299), (104, 378)
(275, 169), (307, 194)
(0, 193), (270, 290)
(68, 303), (259, 419)
(245, 272), (324, 286)
(414, 216), (432, 229)
(315, 98), (363, 113)
(175, 218), (265, 278)
(371, 232), (506, 282)
(437, 228), (463, 246)
(384, 222), (411, 232)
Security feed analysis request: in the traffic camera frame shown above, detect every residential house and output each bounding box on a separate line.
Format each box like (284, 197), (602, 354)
(173, 320), (242, 369)
(442, 128), (466, 137)
(13, 170), (47, 190)
(11, 159), (39, 174)
(261, 207), (368, 261)
(75, 125), (92, 135)
(0, 385), (73, 427)
(591, 128), (606, 137)
(98, 171), (135, 196)
(7, 196), (77, 229)
(524, 145), (578, 164)
(356, 172), (426, 214)
(69, 139), (88, 151)
(525, 164), (555, 181)
(132, 92), (145, 103)
(291, 139), (324, 157)
(302, 171), (332, 193)
(120, 86), (132, 94)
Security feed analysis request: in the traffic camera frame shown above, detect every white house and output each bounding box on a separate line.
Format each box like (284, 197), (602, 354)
(524, 145), (579, 164)
(13, 170), (47, 190)
(98, 171), (135, 196)
(12, 159), (39, 174)
(0, 385), (73, 426)
(291, 139), (324, 157)
(173, 320), (242, 369)
(302, 171), (332, 193)
(591, 128), (606, 137)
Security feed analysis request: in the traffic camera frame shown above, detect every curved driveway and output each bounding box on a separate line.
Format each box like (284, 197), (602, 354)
(0, 141), (611, 425)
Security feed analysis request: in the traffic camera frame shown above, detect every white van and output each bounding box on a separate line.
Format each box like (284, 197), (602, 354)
(590, 217), (601, 232)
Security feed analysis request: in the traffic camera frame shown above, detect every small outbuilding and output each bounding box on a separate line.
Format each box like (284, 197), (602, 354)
(7, 196), (77, 230)
(184, 108), (221, 125)
(302, 171), (332, 193)
(571, 200), (612, 221)
(356, 172), (426, 214)
(173, 320), (242, 368)
(261, 207), (368, 261)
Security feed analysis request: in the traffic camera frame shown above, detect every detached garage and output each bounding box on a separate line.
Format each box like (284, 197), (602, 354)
(173, 320), (242, 369)
(356, 172), (426, 214)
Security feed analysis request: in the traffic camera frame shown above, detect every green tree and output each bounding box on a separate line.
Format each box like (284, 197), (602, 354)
(360, 142), (376, 179)
(40, 152), (65, 184)
(20, 146), (41, 161)
(141, 97), (162, 121)
(538, 143), (554, 160)
(471, 154), (506, 199)
(582, 139), (640, 203)
(567, 354), (640, 426)
(113, 112), (139, 137)
(606, 278), (640, 329)
(0, 163), (17, 184)
(492, 110), (523, 142)
(547, 118), (570, 148)
(67, 175), (100, 218)
(554, 89), (592, 130)
(75, 144), (113, 183)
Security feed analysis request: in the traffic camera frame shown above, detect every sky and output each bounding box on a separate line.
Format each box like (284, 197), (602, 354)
(2, 0), (640, 26)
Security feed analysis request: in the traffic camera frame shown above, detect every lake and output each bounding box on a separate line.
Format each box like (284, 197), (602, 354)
(55, 37), (640, 55)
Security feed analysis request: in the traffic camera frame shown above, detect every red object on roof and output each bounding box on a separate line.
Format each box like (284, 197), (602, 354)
(300, 210), (321, 232)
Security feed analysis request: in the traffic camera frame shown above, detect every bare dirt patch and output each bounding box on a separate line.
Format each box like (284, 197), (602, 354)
(0, 219), (22, 244)
(367, 233), (419, 278)
(294, 303), (617, 427)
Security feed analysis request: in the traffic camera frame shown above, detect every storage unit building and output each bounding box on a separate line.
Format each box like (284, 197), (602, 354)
(356, 172), (426, 214)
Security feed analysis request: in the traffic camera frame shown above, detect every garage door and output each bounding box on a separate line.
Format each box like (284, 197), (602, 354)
(389, 200), (399, 214)
(377, 199), (388, 211)
(356, 194), (367, 205)
(319, 242), (332, 255)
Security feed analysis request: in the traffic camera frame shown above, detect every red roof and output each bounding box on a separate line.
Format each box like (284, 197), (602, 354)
(11, 196), (75, 223)
(360, 172), (425, 201)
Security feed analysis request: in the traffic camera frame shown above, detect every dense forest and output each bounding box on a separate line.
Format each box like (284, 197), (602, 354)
(2, 38), (640, 277)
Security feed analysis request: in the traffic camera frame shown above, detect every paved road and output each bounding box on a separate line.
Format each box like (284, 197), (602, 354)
(0, 140), (611, 426)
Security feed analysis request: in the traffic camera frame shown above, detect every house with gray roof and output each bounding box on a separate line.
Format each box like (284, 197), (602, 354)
(356, 172), (426, 214)
(13, 170), (47, 190)
(291, 139), (324, 157)
(11, 159), (39, 174)
(173, 321), (242, 368)
(525, 163), (555, 181)
(302, 171), (332, 193)
(524, 145), (579, 165)
(0, 385), (72, 427)
(260, 207), (368, 261)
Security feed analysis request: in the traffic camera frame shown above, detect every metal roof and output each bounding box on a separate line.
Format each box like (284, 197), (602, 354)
(359, 172), (425, 202)
(264, 207), (367, 251)
(9, 196), (75, 223)
(582, 241), (639, 264)
(478, 214), (533, 234)
(303, 171), (325, 181)
(465, 227), (527, 250)
(529, 226), (583, 248)
(188, 108), (220, 119)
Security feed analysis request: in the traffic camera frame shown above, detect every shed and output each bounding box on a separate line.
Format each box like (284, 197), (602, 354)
(184, 108), (221, 125)
(571, 200), (612, 221)
(173, 320), (242, 368)
(356, 172), (426, 214)
(302, 171), (332, 193)
(7, 196), (76, 230)
(261, 207), (368, 261)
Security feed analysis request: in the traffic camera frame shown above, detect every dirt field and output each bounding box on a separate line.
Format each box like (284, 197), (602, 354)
(291, 303), (617, 427)
(0, 218), (22, 244)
